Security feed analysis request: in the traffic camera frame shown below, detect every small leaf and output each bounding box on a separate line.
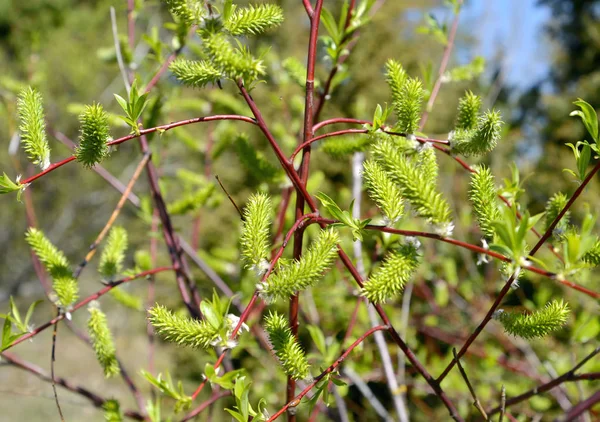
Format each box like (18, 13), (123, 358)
(571, 99), (598, 143)
(0, 173), (22, 195)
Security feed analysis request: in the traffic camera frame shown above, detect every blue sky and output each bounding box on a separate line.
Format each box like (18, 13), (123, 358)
(461, 0), (551, 89)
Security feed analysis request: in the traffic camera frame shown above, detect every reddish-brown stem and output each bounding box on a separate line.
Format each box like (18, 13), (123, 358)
(239, 77), (462, 421)
(302, 0), (314, 17)
(437, 159), (600, 383)
(487, 346), (600, 416)
(180, 391), (231, 421)
(419, 1), (463, 130)
(189, 213), (318, 400)
(237, 83), (318, 212)
(564, 390), (600, 420)
(20, 115), (257, 186)
(313, 117), (370, 132)
(5, 267), (172, 351)
(267, 325), (389, 421)
(272, 187), (293, 248)
(287, 3), (324, 417)
(289, 128), (448, 161)
(313, 218), (599, 298)
(0, 352), (145, 420)
(312, 0), (358, 122)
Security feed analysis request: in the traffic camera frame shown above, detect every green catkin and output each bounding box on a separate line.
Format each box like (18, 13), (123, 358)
(455, 91), (482, 130)
(264, 312), (310, 380)
(385, 59), (407, 102)
(363, 159), (404, 224)
(148, 304), (218, 349)
(88, 302), (120, 378)
(396, 78), (424, 134)
(25, 228), (78, 307)
(469, 166), (500, 239)
(452, 110), (503, 156)
(99, 226), (128, 279)
(75, 103), (111, 168)
(259, 228), (339, 302)
(372, 137), (453, 233)
(495, 300), (570, 339)
(544, 192), (570, 236)
(169, 59), (222, 88)
(17, 87), (50, 170)
(361, 244), (419, 304)
(240, 192), (273, 275)
(224, 4), (284, 36)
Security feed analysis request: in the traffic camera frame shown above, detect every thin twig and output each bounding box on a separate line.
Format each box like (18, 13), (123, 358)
(419, 0), (463, 130)
(487, 346), (600, 416)
(438, 159), (600, 383)
(215, 175), (243, 219)
(50, 312), (65, 422)
(0, 352), (145, 420)
(499, 385), (505, 422)
(5, 267), (173, 351)
(267, 325), (389, 421)
(343, 366), (393, 421)
(563, 390), (600, 421)
(73, 153), (150, 278)
(110, 7), (131, 94)
(453, 348), (488, 420)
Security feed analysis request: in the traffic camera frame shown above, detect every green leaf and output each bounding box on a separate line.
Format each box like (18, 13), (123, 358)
(24, 300), (43, 329)
(0, 173), (21, 195)
(571, 99), (598, 143)
(320, 8), (341, 44)
(306, 325), (327, 355)
(200, 300), (220, 331)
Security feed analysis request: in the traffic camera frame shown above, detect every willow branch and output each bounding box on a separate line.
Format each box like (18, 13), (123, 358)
(20, 115), (257, 186)
(487, 347), (600, 416)
(267, 325), (389, 421)
(5, 267), (173, 351)
(438, 159), (600, 383)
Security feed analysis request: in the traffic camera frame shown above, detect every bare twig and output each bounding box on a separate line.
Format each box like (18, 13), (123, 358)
(50, 312), (65, 421)
(453, 348), (488, 420)
(0, 352), (145, 420)
(487, 346), (600, 416)
(73, 153), (150, 278)
(215, 175), (243, 219)
(419, 0), (463, 130)
(110, 7), (131, 94)
(499, 385), (505, 422)
(5, 267), (173, 351)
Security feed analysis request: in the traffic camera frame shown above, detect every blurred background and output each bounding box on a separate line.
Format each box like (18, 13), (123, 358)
(0, 0), (599, 420)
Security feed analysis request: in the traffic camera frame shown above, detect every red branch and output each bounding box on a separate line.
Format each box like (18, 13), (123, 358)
(5, 267), (173, 351)
(267, 325), (389, 421)
(437, 159), (600, 383)
(20, 115), (257, 186)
